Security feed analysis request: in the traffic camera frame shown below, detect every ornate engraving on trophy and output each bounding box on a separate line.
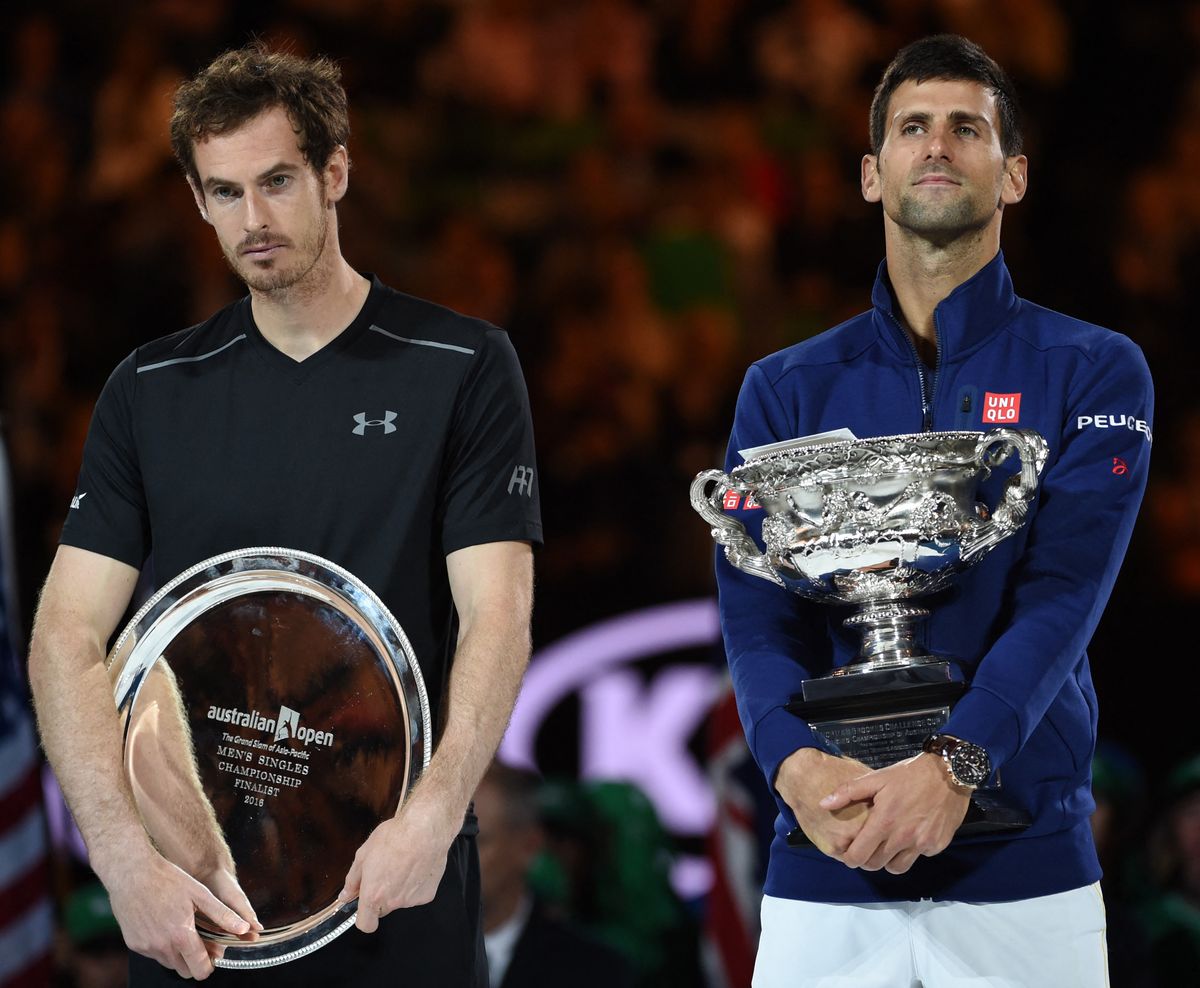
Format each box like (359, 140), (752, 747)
(692, 429), (1049, 842)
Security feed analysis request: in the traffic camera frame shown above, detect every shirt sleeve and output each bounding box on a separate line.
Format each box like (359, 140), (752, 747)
(59, 352), (150, 568)
(439, 328), (543, 555)
(943, 334), (1154, 772)
(715, 364), (833, 798)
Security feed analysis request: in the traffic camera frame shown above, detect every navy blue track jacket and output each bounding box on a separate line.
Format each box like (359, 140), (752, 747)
(717, 251), (1153, 903)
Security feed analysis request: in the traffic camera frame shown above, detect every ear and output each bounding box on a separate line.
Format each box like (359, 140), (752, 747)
(188, 179), (212, 225)
(1001, 154), (1028, 206)
(861, 154), (882, 203)
(324, 145), (350, 205)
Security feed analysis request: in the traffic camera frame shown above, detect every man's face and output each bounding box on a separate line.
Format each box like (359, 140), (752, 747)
(861, 78), (1027, 241)
(190, 106), (345, 293)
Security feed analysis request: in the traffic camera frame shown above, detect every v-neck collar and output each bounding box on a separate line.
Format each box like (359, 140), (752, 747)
(239, 274), (386, 383)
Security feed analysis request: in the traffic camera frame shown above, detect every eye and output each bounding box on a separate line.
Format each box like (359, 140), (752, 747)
(267, 174), (290, 189)
(901, 122), (925, 137)
(956, 125), (979, 138)
(212, 186), (236, 201)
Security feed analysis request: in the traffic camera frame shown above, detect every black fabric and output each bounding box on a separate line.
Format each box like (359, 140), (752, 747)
(61, 275), (542, 724)
(128, 833), (487, 987)
(64, 276), (539, 984)
(500, 905), (636, 988)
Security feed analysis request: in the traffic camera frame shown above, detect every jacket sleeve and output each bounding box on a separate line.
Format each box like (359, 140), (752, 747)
(715, 364), (833, 794)
(943, 334), (1153, 771)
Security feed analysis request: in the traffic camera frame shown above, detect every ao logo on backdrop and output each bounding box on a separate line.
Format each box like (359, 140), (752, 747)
(499, 598), (724, 896)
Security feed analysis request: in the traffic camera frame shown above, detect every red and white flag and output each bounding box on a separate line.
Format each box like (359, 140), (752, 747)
(0, 439), (53, 987)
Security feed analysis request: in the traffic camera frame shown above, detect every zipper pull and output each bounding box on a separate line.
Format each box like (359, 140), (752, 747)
(923, 402), (933, 431)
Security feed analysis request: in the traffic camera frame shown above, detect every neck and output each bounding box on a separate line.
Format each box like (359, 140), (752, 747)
(882, 218), (1000, 365)
(249, 242), (370, 362)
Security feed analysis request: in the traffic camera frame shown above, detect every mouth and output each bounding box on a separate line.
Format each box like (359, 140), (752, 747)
(241, 243), (286, 258)
(913, 174), (960, 187)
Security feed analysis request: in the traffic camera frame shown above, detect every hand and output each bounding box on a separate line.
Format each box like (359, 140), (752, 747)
(199, 865), (263, 939)
(106, 848), (253, 979)
(775, 748), (873, 860)
(338, 791), (460, 933)
(819, 752), (971, 875)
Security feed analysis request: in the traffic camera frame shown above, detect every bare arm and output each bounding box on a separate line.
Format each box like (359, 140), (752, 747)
(29, 545), (250, 978)
(341, 540), (534, 930)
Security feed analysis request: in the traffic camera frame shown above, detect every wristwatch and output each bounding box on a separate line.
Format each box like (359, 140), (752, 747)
(922, 733), (991, 790)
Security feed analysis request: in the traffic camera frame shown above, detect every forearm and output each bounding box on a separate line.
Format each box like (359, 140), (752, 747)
(412, 606), (532, 820)
(29, 622), (153, 882)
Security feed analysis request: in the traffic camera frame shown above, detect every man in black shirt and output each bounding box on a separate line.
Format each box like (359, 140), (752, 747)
(28, 45), (540, 985)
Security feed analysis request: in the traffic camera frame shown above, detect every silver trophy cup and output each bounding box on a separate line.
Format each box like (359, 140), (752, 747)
(692, 429), (1048, 841)
(107, 548), (431, 967)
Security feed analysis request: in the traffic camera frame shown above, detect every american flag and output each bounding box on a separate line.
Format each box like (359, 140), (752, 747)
(0, 437), (53, 987)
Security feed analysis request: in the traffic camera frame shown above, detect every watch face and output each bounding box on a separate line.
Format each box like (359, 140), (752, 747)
(949, 744), (991, 787)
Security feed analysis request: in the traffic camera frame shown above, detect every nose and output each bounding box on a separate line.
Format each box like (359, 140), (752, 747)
(242, 188), (269, 231)
(924, 123), (954, 161)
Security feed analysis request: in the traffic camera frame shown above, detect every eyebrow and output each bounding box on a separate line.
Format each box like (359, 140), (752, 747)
(202, 162), (301, 192)
(895, 109), (992, 130)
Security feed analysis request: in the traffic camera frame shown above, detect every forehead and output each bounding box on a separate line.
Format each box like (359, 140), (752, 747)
(192, 105), (305, 181)
(885, 78), (999, 128)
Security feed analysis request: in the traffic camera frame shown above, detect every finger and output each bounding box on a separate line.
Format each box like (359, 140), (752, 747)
(840, 818), (888, 869)
(884, 848), (921, 875)
(355, 902), (380, 934)
(191, 883), (251, 937)
(223, 881), (263, 933)
(204, 940), (227, 963)
(179, 931), (215, 980)
(819, 776), (878, 811)
(339, 857), (363, 904)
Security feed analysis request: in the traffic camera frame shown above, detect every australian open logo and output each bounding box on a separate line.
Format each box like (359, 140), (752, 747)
(207, 703), (335, 747)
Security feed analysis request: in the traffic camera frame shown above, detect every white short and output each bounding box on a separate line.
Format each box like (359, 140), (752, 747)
(753, 882), (1109, 988)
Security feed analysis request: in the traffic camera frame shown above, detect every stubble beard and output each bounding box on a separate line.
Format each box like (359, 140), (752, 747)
(224, 192), (331, 298)
(893, 188), (997, 242)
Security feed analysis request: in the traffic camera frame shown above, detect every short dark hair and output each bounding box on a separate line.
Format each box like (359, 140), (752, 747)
(869, 35), (1022, 158)
(481, 761), (543, 830)
(170, 43), (349, 190)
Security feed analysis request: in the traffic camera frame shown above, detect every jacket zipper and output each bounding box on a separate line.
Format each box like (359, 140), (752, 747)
(888, 311), (942, 431)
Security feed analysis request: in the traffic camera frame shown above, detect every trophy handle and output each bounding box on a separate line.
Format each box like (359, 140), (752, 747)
(690, 470), (784, 586)
(961, 428), (1050, 564)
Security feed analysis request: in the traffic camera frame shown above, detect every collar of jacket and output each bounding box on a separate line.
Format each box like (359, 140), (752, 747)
(869, 250), (1021, 365)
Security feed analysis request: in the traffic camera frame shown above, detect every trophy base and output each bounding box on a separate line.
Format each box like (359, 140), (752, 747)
(782, 659), (1031, 849)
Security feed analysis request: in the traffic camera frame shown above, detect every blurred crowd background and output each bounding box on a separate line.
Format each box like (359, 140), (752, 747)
(3, 0), (1200, 985)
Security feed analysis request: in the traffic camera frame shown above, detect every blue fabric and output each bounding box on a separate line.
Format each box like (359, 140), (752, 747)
(716, 251), (1153, 902)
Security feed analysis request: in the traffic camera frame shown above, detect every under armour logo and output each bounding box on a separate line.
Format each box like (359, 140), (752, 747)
(274, 705), (301, 743)
(352, 411), (398, 435)
(70, 492), (87, 510)
(508, 465), (535, 497)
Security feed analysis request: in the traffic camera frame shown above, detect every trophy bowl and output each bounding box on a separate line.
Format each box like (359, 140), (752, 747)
(692, 428), (1048, 671)
(107, 547), (431, 968)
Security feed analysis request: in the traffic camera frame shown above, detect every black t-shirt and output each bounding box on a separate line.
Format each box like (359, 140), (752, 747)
(62, 275), (542, 724)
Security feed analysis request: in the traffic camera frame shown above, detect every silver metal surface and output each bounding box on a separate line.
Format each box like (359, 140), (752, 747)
(107, 547), (432, 968)
(692, 429), (1048, 669)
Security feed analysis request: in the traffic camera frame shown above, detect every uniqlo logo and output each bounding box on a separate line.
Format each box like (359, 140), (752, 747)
(745, 495), (762, 510)
(982, 392), (1021, 423)
(722, 490), (742, 510)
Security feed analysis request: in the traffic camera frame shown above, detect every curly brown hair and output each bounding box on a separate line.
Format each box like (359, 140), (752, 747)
(170, 43), (349, 191)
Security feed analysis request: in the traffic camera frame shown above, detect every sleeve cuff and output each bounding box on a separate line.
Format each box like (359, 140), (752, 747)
(942, 686), (1023, 773)
(751, 703), (824, 792)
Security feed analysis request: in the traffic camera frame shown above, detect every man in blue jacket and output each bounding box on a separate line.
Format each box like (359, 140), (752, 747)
(718, 35), (1152, 985)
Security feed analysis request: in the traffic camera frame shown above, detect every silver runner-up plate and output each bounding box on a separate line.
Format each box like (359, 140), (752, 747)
(106, 547), (432, 968)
